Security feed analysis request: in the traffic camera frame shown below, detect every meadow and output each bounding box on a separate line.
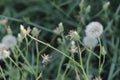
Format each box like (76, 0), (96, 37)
(0, 0), (120, 80)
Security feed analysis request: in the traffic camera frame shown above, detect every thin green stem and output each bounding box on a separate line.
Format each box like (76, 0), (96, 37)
(77, 41), (88, 80)
(27, 34), (82, 69)
(86, 52), (91, 76)
(0, 66), (6, 80)
(16, 46), (35, 74)
(79, 40), (99, 58)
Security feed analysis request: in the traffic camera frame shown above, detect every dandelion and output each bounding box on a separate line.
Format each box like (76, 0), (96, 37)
(41, 54), (51, 64)
(83, 36), (98, 49)
(0, 43), (10, 59)
(85, 21), (103, 37)
(68, 30), (80, 41)
(2, 35), (17, 48)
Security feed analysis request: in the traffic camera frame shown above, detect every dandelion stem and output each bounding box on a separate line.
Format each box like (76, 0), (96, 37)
(79, 40), (99, 58)
(27, 34), (82, 69)
(0, 66), (6, 80)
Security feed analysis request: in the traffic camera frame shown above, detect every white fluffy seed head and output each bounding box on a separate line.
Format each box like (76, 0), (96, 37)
(0, 43), (10, 59)
(2, 35), (17, 48)
(83, 36), (98, 48)
(85, 21), (103, 37)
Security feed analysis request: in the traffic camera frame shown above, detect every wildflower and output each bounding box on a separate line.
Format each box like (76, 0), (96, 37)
(53, 22), (64, 35)
(20, 25), (31, 36)
(0, 43), (10, 59)
(31, 27), (40, 37)
(41, 54), (51, 64)
(17, 33), (23, 43)
(103, 1), (110, 10)
(83, 36), (98, 49)
(7, 26), (12, 35)
(70, 47), (77, 54)
(2, 35), (17, 48)
(85, 21), (103, 37)
(69, 41), (77, 54)
(68, 30), (80, 41)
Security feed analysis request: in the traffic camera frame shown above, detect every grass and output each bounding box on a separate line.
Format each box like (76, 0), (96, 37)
(0, 0), (120, 80)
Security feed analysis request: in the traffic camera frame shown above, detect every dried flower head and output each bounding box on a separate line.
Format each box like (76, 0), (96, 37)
(2, 35), (17, 48)
(53, 22), (64, 35)
(83, 36), (98, 48)
(70, 47), (77, 54)
(0, 43), (10, 59)
(41, 54), (51, 64)
(68, 30), (80, 41)
(85, 21), (103, 37)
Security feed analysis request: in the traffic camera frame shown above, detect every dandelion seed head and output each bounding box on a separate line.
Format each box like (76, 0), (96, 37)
(2, 35), (17, 48)
(85, 21), (103, 37)
(83, 36), (98, 48)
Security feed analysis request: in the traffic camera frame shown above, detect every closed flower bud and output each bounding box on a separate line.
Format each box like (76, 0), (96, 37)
(31, 27), (40, 37)
(101, 46), (106, 55)
(103, 1), (110, 10)
(7, 26), (12, 35)
(20, 25), (27, 36)
(17, 33), (23, 43)
(86, 5), (91, 13)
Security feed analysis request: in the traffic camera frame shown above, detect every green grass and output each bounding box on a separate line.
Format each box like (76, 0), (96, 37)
(0, 0), (120, 80)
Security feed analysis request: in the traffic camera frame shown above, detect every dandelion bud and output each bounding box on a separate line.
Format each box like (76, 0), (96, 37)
(101, 46), (106, 55)
(69, 30), (80, 41)
(86, 5), (91, 13)
(20, 25), (27, 36)
(58, 22), (64, 32)
(17, 33), (23, 43)
(57, 38), (62, 44)
(103, 1), (110, 10)
(7, 26), (12, 35)
(83, 36), (98, 49)
(31, 27), (40, 37)
(85, 21), (103, 38)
